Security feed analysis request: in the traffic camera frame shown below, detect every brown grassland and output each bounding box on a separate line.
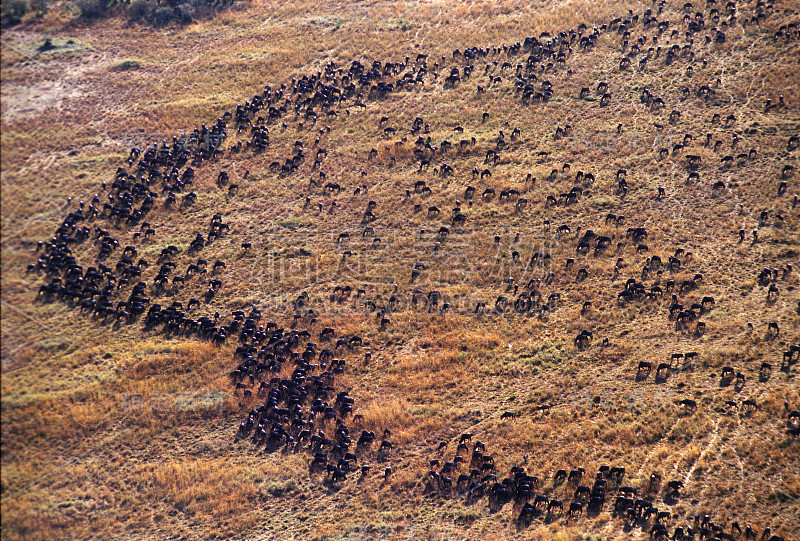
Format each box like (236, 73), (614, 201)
(2, 0), (799, 539)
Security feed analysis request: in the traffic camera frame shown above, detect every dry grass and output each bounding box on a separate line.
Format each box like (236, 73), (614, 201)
(3, 0), (800, 539)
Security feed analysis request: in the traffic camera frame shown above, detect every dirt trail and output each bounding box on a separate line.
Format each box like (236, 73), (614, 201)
(683, 418), (720, 487)
(1, 47), (107, 121)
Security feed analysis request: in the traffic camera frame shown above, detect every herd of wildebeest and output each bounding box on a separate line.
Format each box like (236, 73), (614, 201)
(23, 0), (800, 537)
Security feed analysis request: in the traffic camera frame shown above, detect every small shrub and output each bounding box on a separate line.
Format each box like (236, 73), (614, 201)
(109, 59), (142, 72)
(37, 38), (56, 52)
(266, 479), (297, 497)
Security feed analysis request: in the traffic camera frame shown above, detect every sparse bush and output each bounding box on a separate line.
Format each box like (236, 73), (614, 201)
(1, 0), (29, 26)
(152, 5), (175, 26)
(127, 0), (153, 21)
(125, 0), (233, 26)
(76, 0), (112, 21)
(176, 2), (196, 23)
(29, 0), (48, 17)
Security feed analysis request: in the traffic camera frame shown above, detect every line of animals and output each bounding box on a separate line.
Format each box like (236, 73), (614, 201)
(421, 434), (791, 540)
(637, 350), (800, 437)
(28, 0), (796, 341)
(20, 0), (798, 537)
(225, 309), (401, 486)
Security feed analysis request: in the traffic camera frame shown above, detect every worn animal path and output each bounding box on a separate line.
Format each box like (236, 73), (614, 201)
(682, 418), (720, 487)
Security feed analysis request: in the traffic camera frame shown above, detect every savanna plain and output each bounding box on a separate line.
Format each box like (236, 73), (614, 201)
(1, 0), (799, 540)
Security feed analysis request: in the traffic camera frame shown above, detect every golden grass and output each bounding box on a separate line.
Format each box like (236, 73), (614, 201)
(3, 0), (800, 539)
(145, 456), (296, 517)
